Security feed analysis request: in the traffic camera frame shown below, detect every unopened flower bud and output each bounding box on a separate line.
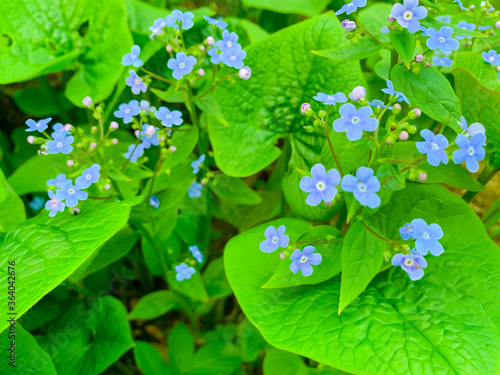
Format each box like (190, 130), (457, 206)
(145, 125), (156, 137)
(348, 86), (366, 101)
(470, 4), (475, 9)
(70, 207), (80, 215)
(318, 110), (327, 118)
(110, 121), (119, 130)
(238, 66), (251, 80)
(170, 145), (177, 152)
(82, 96), (93, 107)
(304, 125), (314, 133)
(159, 136), (166, 141)
(409, 125), (417, 134)
(408, 108), (421, 119)
(198, 68), (205, 76)
(383, 251), (392, 262)
(279, 252), (287, 259)
(388, 16), (396, 22)
(496, 21), (500, 28)
(201, 178), (208, 185)
(415, 54), (424, 63)
(112, 138), (118, 145)
(325, 200), (333, 206)
(424, 61), (431, 68)
(392, 103), (402, 114)
(200, 45), (205, 52)
(27, 136), (35, 144)
(90, 142), (97, 149)
(341, 19), (356, 31)
(399, 130), (409, 140)
(301, 103), (312, 115)
(166, 45), (172, 52)
(64, 124), (73, 132)
(418, 172), (427, 181)
(466, 41), (472, 46)
(67, 159), (74, 167)
(104, 184), (111, 190)
(91, 126), (98, 134)
(206, 36), (214, 45)
(134, 130), (140, 137)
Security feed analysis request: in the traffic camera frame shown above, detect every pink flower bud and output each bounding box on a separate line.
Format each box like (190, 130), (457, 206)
(145, 125), (156, 137)
(67, 160), (74, 167)
(170, 145), (177, 152)
(348, 86), (366, 101)
(470, 4), (475, 9)
(238, 66), (251, 80)
(496, 21), (500, 29)
(110, 121), (119, 130)
(64, 124), (73, 132)
(112, 138), (118, 145)
(166, 45), (172, 52)
(415, 54), (424, 62)
(82, 96), (92, 107)
(279, 252), (286, 259)
(301, 103), (311, 115)
(399, 130), (409, 140)
(412, 108), (422, 117)
(90, 142), (97, 149)
(388, 16), (396, 22)
(200, 45), (205, 52)
(198, 68), (205, 76)
(159, 136), (166, 142)
(27, 136), (35, 144)
(207, 36), (214, 45)
(134, 130), (140, 137)
(418, 172), (427, 181)
(104, 184), (111, 190)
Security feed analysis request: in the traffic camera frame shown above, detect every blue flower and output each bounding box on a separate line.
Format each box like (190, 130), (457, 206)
(218, 30), (240, 52)
(400, 222), (415, 240)
(114, 100), (141, 124)
(426, 27), (459, 54)
(482, 50), (500, 65)
(139, 125), (160, 149)
(51, 123), (69, 138)
(154, 106), (183, 127)
(391, 252), (427, 280)
(335, 0), (367, 15)
(122, 45), (143, 68)
(140, 100), (156, 114)
(380, 26), (390, 34)
(188, 181), (203, 198)
(416, 129), (449, 167)
(124, 144), (145, 163)
(47, 134), (74, 155)
(150, 195), (160, 209)
(290, 246), (322, 276)
(412, 218), (444, 256)
(452, 133), (486, 173)
(165, 14), (179, 29)
(208, 48), (221, 64)
(456, 116), (486, 138)
(189, 245), (203, 263)
(191, 154), (205, 174)
(260, 225), (290, 253)
(47, 174), (69, 188)
(175, 263), (196, 281)
(456, 21), (476, 39)
(150, 18), (166, 37)
(58, 181), (88, 207)
(171, 10), (194, 30)
(29, 196), (45, 211)
(432, 55), (453, 67)
(26, 118), (51, 132)
(454, 0), (467, 11)
(168, 52), (197, 80)
(478, 25), (492, 31)
(382, 79), (410, 104)
(390, 0), (428, 33)
(45, 190), (65, 217)
(299, 164), (341, 206)
(436, 15), (451, 23)
(220, 46), (246, 69)
(341, 167), (381, 208)
(125, 70), (147, 95)
(204, 15), (227, 30)
(75, 164), (100, 189)
(313, 92), (347, 105)
(333, 103), (378, 141)
(368, 99), (392, 111)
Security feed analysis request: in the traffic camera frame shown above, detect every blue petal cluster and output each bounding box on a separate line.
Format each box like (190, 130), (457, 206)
(189, 245), (204, 263)
(390, 0), (427, 33)
(175, 263), (196, 281)
(416, 129), (449, 167)
(299, 164), (341, 206)
(333, 104), (378, 141)
(260, 225), (289, 253)
(290, 246), (322, 276)
(341, 167), (381, 208)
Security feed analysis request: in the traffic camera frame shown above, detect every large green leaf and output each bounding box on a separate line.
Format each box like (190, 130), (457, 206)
(0, 168), (25, 231)
(0, 323), (57, 374)
(391, 65), (462, 132)
(389, 29), (415, 68)
(453, 52), (500, 91)
(210, 175), (262, 205)
(211, 13), (365, 177)
(134, 341), (171, 375)
(0, 201), (130, 332)
(128, 290), (180, 320)
(225, 184), (500, 374)
(313, 36), (386, 62)
(453, 68), (500, 169)
(241, 0), (331, 16)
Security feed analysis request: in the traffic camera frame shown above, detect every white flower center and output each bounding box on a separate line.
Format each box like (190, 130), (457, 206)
(68, 188), (75, 194)
(85, 174), (91, 180)
(439, 37), (445, 43)
(125, 108), (131, 114)
(300, 255), (308, 263)
(316, 181), (326, 191)
(57, 142), (63, 147)
(231, 56), (236, 61)
(490, 56), (495, 62)
(179, 63), (185, 68)
(406, 225), (413, 232)
(351, 116), (360, 124)
(404, 258), (414, 266)
(272, 236), (278, 244)
(327, 96), (334, 101)
(52, 200), (57, 205)
(468, 146), (475, 155)
(227, 41), (232, 48)
(131, 54), (137, 59)
(431, 142), (439, 150)
(404, 11), (412, 19)
(358, 182), (367, 192)
(423, 231), (430, 239)
(135, 79), (141, 85)
(166, 114), (172, 119)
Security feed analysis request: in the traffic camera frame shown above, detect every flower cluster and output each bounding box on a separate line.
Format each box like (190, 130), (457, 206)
(174, 244), (203, 282)
(45, 164), (100, 217)
(392, 219), (444, 280)
(25, 118), (74, 155)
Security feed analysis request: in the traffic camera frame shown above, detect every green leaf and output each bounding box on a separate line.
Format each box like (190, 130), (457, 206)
(263, 348), (309, 375)
(0, 323), (57, 374)
(202, 257), (233, 298)
(0, 201), (130, 332)
(313, 37), (387, 62)
(187, 342), (242, 375)
(134, 341), (171, 375)
(338, 221), (385, 314)
(168, 324), (194, 373)
(391, 65), (462, 131)
(128, 290), (180, 320)
(453, 68), (500, 169)
(358, 3), (393, 43)
(124, 0), (168, 35)
(151, 86), (185, 104)
(13, 87), (73, 117)
(0, 168), (25, 231)
(167, 270), (209, 302)
(210, 174), (262, 205)
(389, 29), (416, 68)
(224, 184), (500, 374)
(211, 13), (365, 177)
(263, 226), (342, 288)
(161, 127), (199, 171)
(453, 52), (500, 91)
(321, 132), (371, 175)
(241, 0), (331, 16)
(421, 17), (486, 38)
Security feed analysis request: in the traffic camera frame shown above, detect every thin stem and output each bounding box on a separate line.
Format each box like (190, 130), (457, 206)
(140, 67), (175, 85)
(322, 115), (344, 177)
(354, 15), (384, 45)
